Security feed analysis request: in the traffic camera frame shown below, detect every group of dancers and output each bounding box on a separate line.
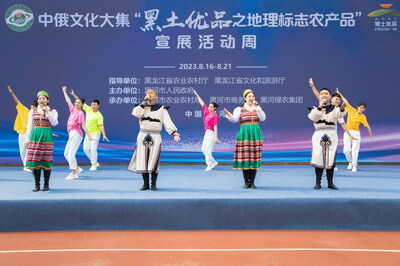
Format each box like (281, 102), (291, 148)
(308, 78), (374, 189)
(6, 79), (373, 192)
(7, 86), (108, 192)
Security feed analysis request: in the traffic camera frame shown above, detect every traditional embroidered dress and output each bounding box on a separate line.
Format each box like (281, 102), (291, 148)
(227, 104), (266, 169)
(25, 107), (58, 169)
(308, 105), (347, 169)
(128, 104), (178, 173)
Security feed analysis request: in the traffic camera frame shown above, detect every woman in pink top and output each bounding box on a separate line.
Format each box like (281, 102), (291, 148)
(194, 90), (220, 171)
(62, 86), (93, 180)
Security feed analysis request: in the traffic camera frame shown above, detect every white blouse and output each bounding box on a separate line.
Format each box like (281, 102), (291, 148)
(25, 106), (59, 143)
(226, 104), (266, 123)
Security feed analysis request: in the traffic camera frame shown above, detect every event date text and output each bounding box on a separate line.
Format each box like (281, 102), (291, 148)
(179, 63), (232, 70)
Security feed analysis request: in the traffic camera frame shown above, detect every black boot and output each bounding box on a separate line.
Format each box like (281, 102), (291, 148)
(249, 170), (257, 189)
(140, 173), (150, 190)
(327, 168), (338, 190)
(151, 173), (158, 191)
(242, 170), (250, 189)
(32, 169), (41, 192)
(314, 168), (322, 189)
(42, 169), (51, 191)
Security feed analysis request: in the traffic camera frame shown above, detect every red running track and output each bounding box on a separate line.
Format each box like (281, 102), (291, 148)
(0, 230), (399, 265)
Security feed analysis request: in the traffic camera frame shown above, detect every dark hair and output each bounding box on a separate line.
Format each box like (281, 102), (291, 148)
(358, 102), (366, 108)
(319, 88), (331, 94)
(211, 102), (219, 109)
(331, 93), (341, 99)
(31, 100), (38, 107)
(77, 97), (85, 105)
(91, 99), (100, 105)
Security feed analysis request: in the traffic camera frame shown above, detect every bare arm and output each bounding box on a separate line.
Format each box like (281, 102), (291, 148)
(340, 123), (357, 140)
(70, 89), (79, 99)
(7, 86), (20, 104)
(99, 124), (109, 142)
(193, 90), (205, 107)
(366, 126), (375, 141)
(309, 78), (320, 100)
(213, 125), (221, 143)
(82, 124), (93, 141)
(336, 88), (349, 105)
(62, 86), (72, 105)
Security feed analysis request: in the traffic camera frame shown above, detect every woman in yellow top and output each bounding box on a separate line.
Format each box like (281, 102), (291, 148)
(336, 89), (374, 172)
(7, 85), (36, 172)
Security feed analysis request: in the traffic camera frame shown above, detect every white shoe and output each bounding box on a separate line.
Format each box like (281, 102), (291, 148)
(210, 161), (218, 169)
(90, 165), (97, 171)
(23, 167), (32, 173)
(96, 162), (100, 167)
(205, 166), (212, 171)
(347, 163), (353, 170)
(352, 166), (357, 172)
(65, 173), (79, 180)
(77, 167), (83, 175)
(334, 167), (338, 171)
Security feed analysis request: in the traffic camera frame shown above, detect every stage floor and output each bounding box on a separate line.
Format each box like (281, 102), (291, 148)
(1, 164), (400, 200)
(0, 165), (399, 232)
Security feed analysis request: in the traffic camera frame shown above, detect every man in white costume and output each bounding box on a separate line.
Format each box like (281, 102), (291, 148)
(128, 89), (180, 191)
(308, 88), (347, 190)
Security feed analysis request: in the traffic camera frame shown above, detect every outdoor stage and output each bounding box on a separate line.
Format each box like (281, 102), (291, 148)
(0, 165), (399, 232)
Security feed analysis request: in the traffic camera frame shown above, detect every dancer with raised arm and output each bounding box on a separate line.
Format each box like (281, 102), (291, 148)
(309, 78), (356, 141)
(128, 89), (180, 191)
(309, 78), (357, 170)
(336, 88), (374, 172)
(308, 87), (347, 190)
(223, 89), (266, 189)
(25, 91), (58, 191)
(193, 90), (220, 171)
(70, 90), (109, 171)
(6, 85), (38, 172)
(62, 86), (93, 180)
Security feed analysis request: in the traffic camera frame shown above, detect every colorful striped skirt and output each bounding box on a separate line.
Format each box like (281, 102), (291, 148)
(26, 127), (54, 169)
(233, 124), (263, 169)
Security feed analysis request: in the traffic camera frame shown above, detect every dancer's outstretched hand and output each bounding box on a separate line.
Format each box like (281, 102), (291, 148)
(173, 133), (180, 142)
(309, 78), (314, 87)
(70, 89), (77, 97)
(223, 108), (232, 118)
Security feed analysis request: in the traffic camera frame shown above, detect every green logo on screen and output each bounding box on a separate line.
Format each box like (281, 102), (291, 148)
(5, 4), (34, 32)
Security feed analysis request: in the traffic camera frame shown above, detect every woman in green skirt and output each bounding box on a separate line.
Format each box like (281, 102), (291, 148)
(223, 89), (266, 189)
(25, 91), (59, 192)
